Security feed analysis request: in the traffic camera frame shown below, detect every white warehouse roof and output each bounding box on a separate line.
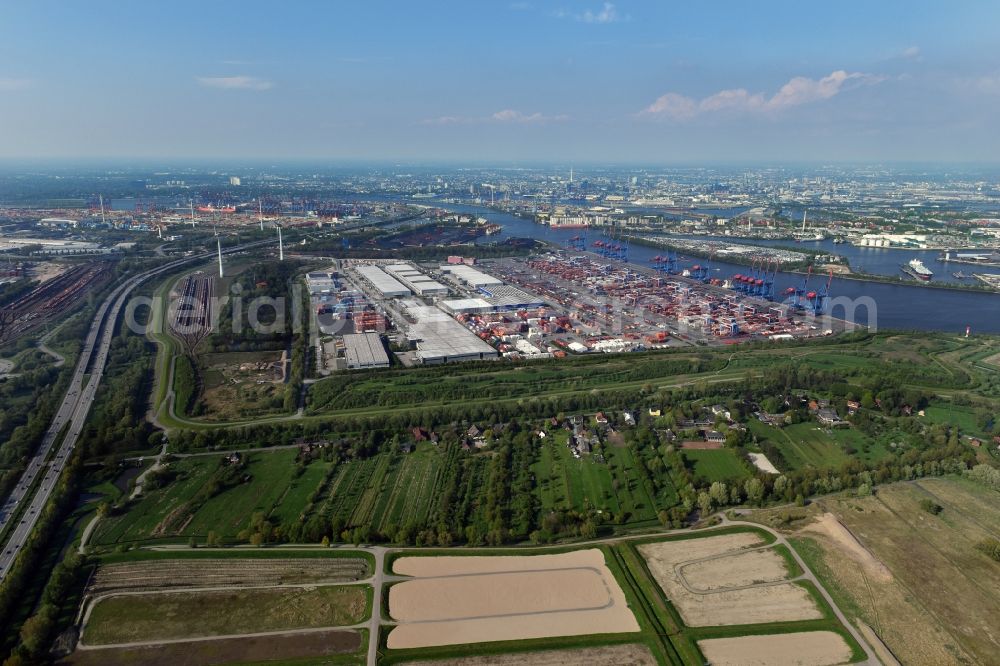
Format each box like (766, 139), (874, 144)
(354, 264), (411, 297)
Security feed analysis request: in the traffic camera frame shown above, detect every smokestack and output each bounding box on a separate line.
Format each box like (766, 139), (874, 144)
(190, 201), (196, 227)
(259, 199), (264, 231)
(217, 237), (224, 277)
(277, 225), (284, 261)
(99, 194), (107, 226)
(802, 210), (808, 232)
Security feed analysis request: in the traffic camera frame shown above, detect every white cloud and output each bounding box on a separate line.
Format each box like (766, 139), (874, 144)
(641, 70), (883, 119)
(641, 93), (697, 120)
(424, 109), (569, 125)
(580, 2), (622, 23)
(554, 2), (627, 23)
(491, 109), (569, 123)
(900, 46), (921, 60)
(975, 74), (1000, 95)
(0, 78), (32, 91)
(197, 76), (273, 90)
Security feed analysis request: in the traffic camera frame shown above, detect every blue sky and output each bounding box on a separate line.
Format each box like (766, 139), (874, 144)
(2, 1), (999, 162)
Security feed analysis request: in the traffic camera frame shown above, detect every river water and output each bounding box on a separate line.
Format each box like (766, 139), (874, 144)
(112, 196), (1000, 333)
(433, 201), (1000, 334)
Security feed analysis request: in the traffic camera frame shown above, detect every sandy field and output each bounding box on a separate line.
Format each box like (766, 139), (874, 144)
(697, 631), (852, 666)
(387, 549), (639, 649)
(801, 513), (891, 583)
(638, 533), (821, 626)
(679, 548), (790, 591)
(748, 452), (780, 474)
(398, 643), (657, 666)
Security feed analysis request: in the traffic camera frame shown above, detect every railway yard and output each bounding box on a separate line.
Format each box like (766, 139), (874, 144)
(169, 271), (214, 350)
(0, 261), (112, 343)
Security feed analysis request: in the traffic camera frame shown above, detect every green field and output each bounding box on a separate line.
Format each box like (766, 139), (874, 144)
(92, 449), (330, 545)
(749, 421), (852, 471)
(922, 403), (988, 437)
(683, 448), (751, 482)
(84, 584), (369, 645)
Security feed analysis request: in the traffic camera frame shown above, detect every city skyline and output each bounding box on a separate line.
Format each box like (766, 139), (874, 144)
(2, 1), (1000, 162)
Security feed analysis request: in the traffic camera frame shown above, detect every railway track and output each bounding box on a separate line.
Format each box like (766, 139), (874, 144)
(0, 239), (275, 583)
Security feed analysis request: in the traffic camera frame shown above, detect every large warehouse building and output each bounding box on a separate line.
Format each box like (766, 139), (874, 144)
(401, 300), (499, 364)
(354, 265), (411, 298)
(384, 263), (449, 297)
(342, 332), (390, 369)
(439, 264), (503, 288)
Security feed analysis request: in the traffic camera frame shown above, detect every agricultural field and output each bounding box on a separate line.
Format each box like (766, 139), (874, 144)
(789, 476), (1000, 666)
(394, 644), (657, 666)
(682, 448), (750, 482)
(382, 528), (866, 665)
(87, 555), (370, 595)
(635, 532), (821, 627)
(83, 584), (368, 645)
(697, 631), (853, 666)
(309, 442), (445, 537)
(65, 630), (364, 666)
(386, 549), (640, 650)
(91, 449), (331, 545)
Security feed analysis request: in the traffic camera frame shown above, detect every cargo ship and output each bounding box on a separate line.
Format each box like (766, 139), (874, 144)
(197, 204), (236, 214)
(900, 258), (933, 281)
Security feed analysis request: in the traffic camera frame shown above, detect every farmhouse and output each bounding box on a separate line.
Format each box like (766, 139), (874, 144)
(816, 408), (847, 427)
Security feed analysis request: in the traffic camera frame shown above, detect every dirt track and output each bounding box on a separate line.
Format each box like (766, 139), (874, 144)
(387, 549), (639, 649)
(801, 513), (892, 582)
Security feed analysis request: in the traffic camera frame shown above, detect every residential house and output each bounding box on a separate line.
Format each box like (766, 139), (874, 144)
(816, 408), (846, 427)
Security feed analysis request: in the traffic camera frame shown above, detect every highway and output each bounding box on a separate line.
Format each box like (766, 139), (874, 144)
(0, 239), (273, 581)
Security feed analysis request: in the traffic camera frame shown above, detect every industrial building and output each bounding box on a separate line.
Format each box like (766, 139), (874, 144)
(440, 264), (503, 287)
(0, 238), (109, 255)
(401, 300), (499, 364)
(354, 264), (411, 298)
(306, 271), (337, 294)
(342, 332), (390, 369)
(384, 263), (449, 297)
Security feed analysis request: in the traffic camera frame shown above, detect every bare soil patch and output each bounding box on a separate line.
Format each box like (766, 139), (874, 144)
(697, 631), (852, 666)
(637, 534), (821, 626)
(63, 629), (361, 666)
(398, 643), (657, 666)
(679, 548), (790, 591)
(801, 513), (891, 583)
(387, 549), (639, 649)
